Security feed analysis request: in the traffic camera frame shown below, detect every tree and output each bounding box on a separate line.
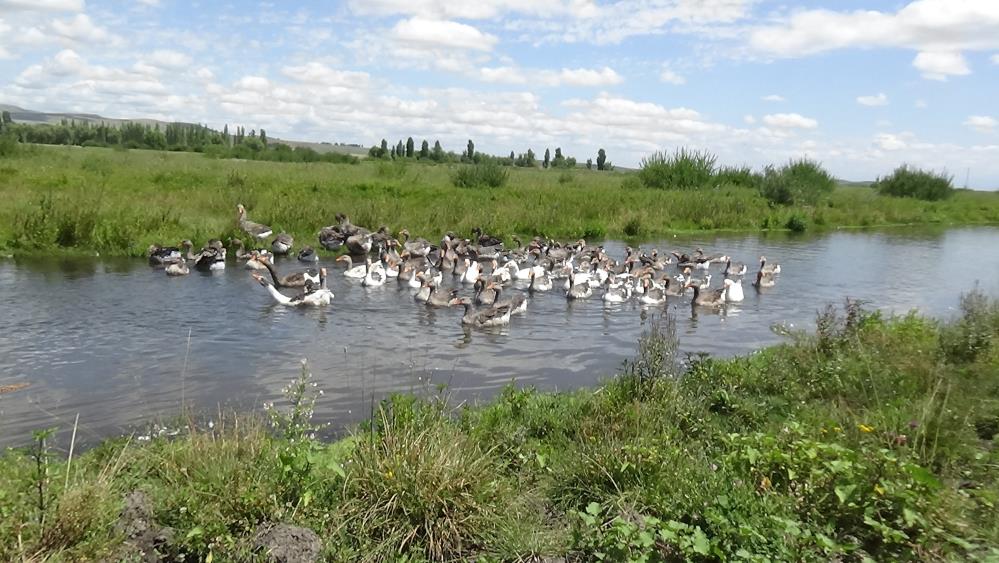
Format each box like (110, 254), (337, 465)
(467, 139), (475, 161)
(543, 148), (550, 169)
(553, 147), (566, 168)
(420, 139), (429, 159)
(396, 140), (404, 158)
(222, 124), (230, 146)
(406, 137), (414, 158)
(260, 129), (267, 148)
(391, 145), (397, 158)
(509, 151), (515, 160)
(586, 158), (593, 170)
(432, 140), (444, 162)
(0, 111), (11, 132)
(380, 139), (388, 154)
(597, 148), (607, 171)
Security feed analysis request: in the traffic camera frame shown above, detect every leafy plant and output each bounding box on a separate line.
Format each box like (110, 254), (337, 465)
(451, 161), (508, 188)
(874, 165), (954, 201)
(638, 148), (717, 190)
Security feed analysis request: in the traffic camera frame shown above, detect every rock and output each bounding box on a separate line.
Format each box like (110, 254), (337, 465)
(110, 491), (176, 563)
(252, 523), (322, 563)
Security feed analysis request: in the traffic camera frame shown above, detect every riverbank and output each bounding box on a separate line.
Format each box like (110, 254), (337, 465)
(1, 294), (997, 560)
(2, 145), (998, 257)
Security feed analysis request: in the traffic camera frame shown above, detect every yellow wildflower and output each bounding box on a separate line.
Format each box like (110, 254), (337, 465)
(858, 424), (875, 433)
(874, 484), (885, 496)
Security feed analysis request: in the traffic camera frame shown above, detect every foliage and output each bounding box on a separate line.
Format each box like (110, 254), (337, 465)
(760, 158), (836, 206)
(3, 146), (999, 257)
(451, 160), (509, 189)
(638, 148), (718, 190)
(874, 165), (955, 201)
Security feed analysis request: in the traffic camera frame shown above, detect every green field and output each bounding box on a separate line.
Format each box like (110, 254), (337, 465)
(2, 295), (997, 560)
(2, 144), (998, 256)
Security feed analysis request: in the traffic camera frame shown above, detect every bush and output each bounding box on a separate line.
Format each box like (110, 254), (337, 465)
(451, 161), (508, 189)
(0, 132), (19, 156)
(715, 165), (762, 190)
(786, 214), (808, 233)
(760, 158), (835, 206)
(638, 148), (717, 190)
(873, 165), (954, 201)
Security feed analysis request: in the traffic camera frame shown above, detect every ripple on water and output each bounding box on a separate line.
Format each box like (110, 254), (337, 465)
(2, 227), (999, 447)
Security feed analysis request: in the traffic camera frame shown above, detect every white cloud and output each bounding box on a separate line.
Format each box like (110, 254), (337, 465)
(912, 51), (970, 80)
(479, 66), (527, 84)
(391, 17), (497, 52)
(0, 0), (83, 10)
(762, 113), (818, 129)
(137, 0), (160, 5)
(762, 94), (785, 102)
(146, 49), (191, 70)
(856, 93), (888, 106)
(548, 67), (623, 86)
(964, 115), (996, 133)
(659, 69), (685, 85)
(914, 99), (928, 109)
(875, 133), (909, 151)
(743, 115), (756, 124)
(234, 76), (271, 92)
(993, 53), (999, 64)
(282, 62), (370, 88)
(50, 13), (116, 45)
(195, 67), (214, 81)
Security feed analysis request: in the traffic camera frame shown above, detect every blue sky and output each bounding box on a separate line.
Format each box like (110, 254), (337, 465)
(1, 0), (998, 186)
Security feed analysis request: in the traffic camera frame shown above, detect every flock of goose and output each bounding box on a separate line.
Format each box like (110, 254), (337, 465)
(146, 204), (782, 327)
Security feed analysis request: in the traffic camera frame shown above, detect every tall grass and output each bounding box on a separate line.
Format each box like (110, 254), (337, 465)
(450, 160), (509, 188)
(0, 146), (997, 256)
(638, 147), (717, 190)
(874, 164), (955, 201)
(760, 158), (836, 205)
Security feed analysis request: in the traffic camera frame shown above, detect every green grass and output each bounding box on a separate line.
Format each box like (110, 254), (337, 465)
(1, 144), (998, 256)
(2, 292), (998, 561)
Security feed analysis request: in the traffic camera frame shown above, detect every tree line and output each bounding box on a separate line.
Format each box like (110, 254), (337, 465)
(369, 136), (613, 171)
(0, 117), (358, 164)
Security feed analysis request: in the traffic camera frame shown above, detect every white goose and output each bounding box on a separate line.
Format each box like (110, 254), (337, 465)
(362, 258), (386, 287)
(724, 278), (744, 302)
(336, 255), (367, 279)
(461, 258), (480, 285)
(253, 268), (333, 307)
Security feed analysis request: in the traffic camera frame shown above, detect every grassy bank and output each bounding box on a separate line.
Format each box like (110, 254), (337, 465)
(1, 145), (998, 256)
(2, 293), (998, 560)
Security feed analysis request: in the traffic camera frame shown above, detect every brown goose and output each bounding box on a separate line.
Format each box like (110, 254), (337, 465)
(271, 233), (294, 255)
(491, 283), (528, 315)
(449, 297), (512, 327)
(427, 283), (458, 307)
(236, 204), (272, 240)
(258, 255), (319, 288)
(688, 283), (727, 307)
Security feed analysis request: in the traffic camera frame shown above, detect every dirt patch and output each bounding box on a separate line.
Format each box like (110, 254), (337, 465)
(252, 523), (321, 563)
(111, 491), (176, 562)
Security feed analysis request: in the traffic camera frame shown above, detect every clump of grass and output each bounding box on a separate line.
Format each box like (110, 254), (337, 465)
(638, 147), (717, 190)
(336, 396), (530, 560)
(715, 164), (763, 190)
(451, 161), (508, 188)
(874, 165), (955, 201)
(760, 158), (835, 206)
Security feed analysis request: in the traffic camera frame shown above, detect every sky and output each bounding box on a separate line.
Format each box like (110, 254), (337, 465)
(1, 0), (998, 186)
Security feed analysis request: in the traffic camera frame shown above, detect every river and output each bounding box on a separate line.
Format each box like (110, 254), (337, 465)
(2, 227), (998, 448)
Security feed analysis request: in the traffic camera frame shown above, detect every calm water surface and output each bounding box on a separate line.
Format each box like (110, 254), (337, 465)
(2, 227), (998, 448)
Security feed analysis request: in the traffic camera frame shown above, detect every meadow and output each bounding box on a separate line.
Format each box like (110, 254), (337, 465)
(1, 294), (997, 560)
(2, 144), (998, 256)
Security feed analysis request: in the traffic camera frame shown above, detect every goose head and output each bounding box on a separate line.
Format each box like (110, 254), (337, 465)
(236, 204), (246, 220)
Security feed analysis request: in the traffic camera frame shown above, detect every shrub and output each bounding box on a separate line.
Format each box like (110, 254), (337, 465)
(0, 132), (19, 156)
(638, 148), (717, 190)
(786, 213), (808, 233)
(873, 165), (954, 201)
(451, 161), (508, 189)
(715, 165), (762, 190)
(760, 158), (835, 206)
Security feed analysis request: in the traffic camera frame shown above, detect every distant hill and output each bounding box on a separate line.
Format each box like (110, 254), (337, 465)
(0, 103), (368, 156)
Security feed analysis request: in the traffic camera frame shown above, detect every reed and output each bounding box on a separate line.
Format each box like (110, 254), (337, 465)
(0, 145), (997, 257)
